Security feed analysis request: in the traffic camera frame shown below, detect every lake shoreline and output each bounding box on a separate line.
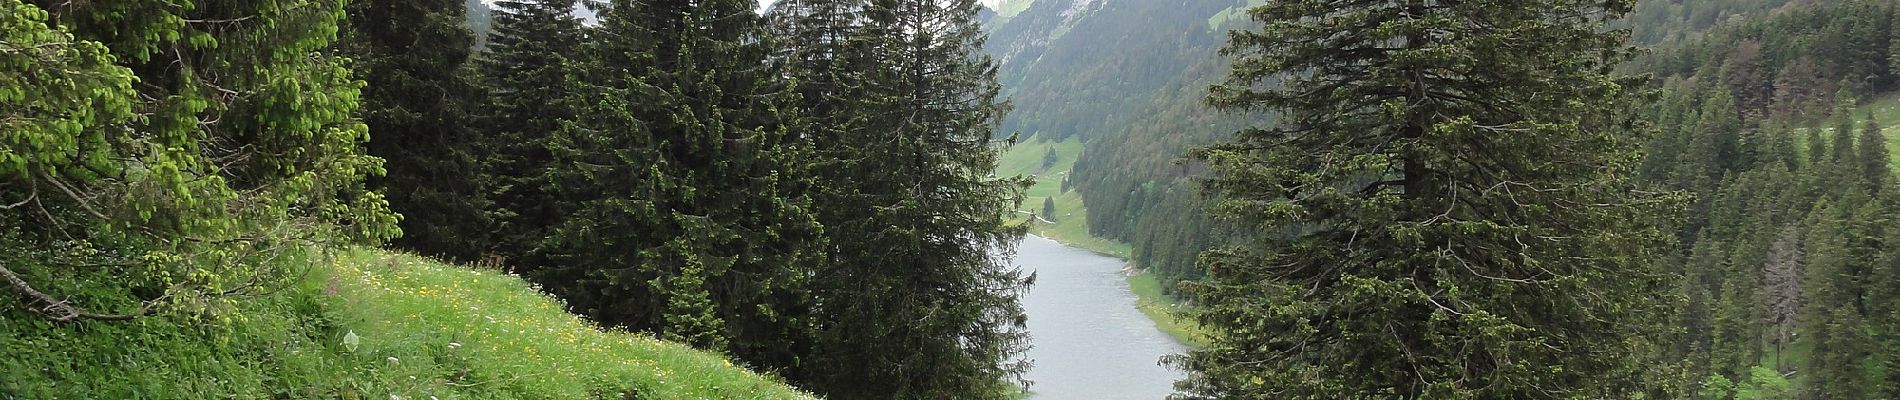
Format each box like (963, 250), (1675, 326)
(1014, 235), (1185, 399)
(1022, 234), (1203, 347)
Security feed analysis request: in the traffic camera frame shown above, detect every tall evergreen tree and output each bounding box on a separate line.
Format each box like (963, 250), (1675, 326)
(1879, 208), (1900, 399)
(1809, 119), (1830, 166)
(775, 0), (1034, 398)
(342, 0), (492, 262)
(1799, 199), (1867, 400)
(1176, 0), (1675, 397)
(538, 0), (828, 376)
(476, 0), (585, 269)
(1831, 111), (1858, 166)
(1859, 116), (1888, 191)
(1690, 90), (1745, 178)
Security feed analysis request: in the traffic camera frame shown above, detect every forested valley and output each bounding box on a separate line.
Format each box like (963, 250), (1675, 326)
(995, 0), (1900, 398)
(9, 0), (1900, 399)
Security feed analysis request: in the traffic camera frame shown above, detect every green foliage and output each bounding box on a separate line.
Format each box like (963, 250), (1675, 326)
(475, 0), (585, 270)
(1634, 4), (1900, 396)
(1, 248), (817, 399)
(2, 0), (395, 325)
(1175, 0), (1676, 397)
(1701, 367), (1795, 400)
(1859, 117), (1889, 190)
(536, 0), (828, 379)
(1798, 199), (1869, 399)
(773, 0), (1034, 397)
(342, 0), (493, 263)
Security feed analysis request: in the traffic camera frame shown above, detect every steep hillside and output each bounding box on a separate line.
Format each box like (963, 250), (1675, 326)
(986, 0), (1254, 298)
(1, 249), (815, 399)
(982, 0), (1871, 300)
(1627, 0), (1900, 396)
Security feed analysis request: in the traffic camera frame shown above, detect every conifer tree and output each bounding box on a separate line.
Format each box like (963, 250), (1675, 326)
(1831, 111), (1858, 166)
(342, 0), (492, 262)
(476, 0), (585, 269)
(1177, 0), (1674, 397)
(538, 0), (827, 374)
(1809, 119), (1830, 167)
(775, 0), (1034, 398)
(1858, 116), (1888, 191)
(1799, 199), (1867, 400)
(1691, 90), (1744, 177)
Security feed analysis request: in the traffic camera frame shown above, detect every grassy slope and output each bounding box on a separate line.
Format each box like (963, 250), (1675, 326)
(0, 249), (813, 400)
(996, 135), (1204, 346)
(1854, 93), (1900, 168)
(1783, 93), (1900, 173)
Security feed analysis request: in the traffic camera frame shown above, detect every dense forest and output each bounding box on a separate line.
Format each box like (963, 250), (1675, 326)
(1632, 0), (1900, 397)
(992, 0), (1900, 398)
(3, 0), (1031, 398)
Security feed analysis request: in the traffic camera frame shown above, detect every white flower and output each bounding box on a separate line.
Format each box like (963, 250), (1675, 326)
(387, 356), (400, 364)
(447, 342), (462, 350)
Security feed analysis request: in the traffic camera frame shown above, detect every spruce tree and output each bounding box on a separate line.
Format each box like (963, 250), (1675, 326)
(1859, 116), (1888, 191)
(538, 0), (828, 374)
(1809, 119), (1830, 167)
(1177, 0), (1674, 397)
(1691, 90), (1744, 178)
(342, 0), (492, 262)
(476, 0), (585, 269)
(775, 0), (1034, 398)
(1799, 199), (1867, 400)
(1831, 111), (1858, 166)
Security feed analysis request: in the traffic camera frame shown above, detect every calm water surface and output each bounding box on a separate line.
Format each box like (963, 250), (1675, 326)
(1013, 235), (1186, 400)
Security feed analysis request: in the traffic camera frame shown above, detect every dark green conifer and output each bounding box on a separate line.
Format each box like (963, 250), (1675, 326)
(342, 0), (492, 262)
(476, 0), (586, 269)
(776, 0), (1034, 398)
(1177, 0), (1675, 396)
(1859, 116), (1888, 191)
(1832, 111), (1858, 165)
(1800, 199), (1867, 400)
(539, 0), (828, 374)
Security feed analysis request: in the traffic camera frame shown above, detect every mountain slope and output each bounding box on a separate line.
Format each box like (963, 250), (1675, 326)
(987, 0), (1255, 296)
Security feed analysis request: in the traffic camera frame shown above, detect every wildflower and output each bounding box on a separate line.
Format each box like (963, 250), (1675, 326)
(387, 356), (400, 364)
(447, 342), (462, 350)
